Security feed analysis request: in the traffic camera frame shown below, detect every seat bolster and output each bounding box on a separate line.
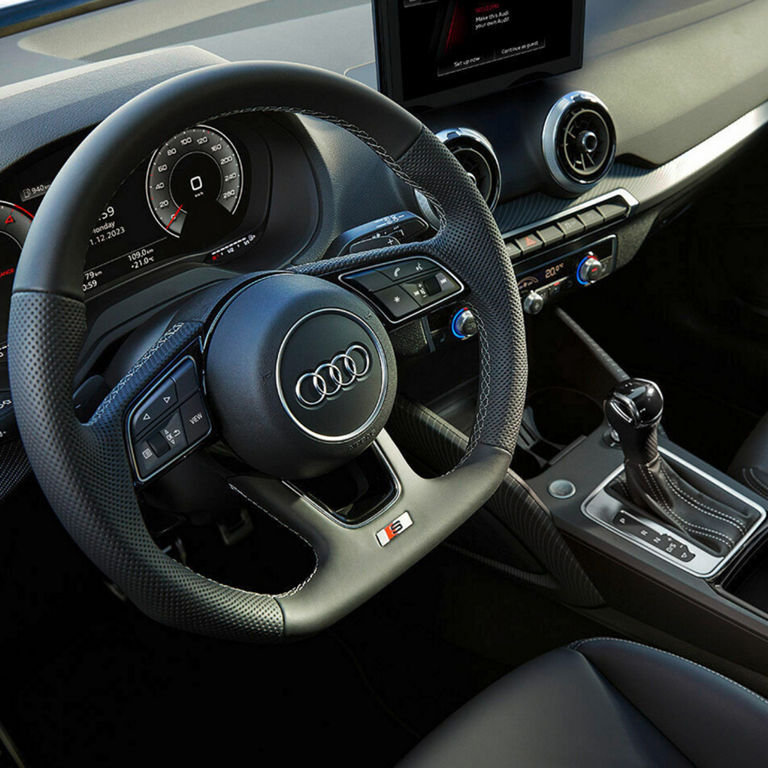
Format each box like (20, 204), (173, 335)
(398, 645), (692, 768)
(729, 411), (768, 498)
(572, 638), (768, 768)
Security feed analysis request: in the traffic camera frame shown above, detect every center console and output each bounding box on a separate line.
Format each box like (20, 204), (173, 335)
(391, 303), (768, 695)
(525, 374), (768, 691)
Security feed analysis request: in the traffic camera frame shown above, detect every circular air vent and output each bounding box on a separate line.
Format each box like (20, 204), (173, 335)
(542, 91), (616, 195)
(437, 128), (501, 211)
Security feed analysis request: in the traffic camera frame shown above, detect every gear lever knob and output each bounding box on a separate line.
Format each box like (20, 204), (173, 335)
(605, 378), (664, 465)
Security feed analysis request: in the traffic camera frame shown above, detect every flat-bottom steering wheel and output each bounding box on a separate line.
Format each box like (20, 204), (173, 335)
(9, 62), (527, 641)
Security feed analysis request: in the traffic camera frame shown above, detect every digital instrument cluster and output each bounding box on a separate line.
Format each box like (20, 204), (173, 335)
(0, 122), (255, 351)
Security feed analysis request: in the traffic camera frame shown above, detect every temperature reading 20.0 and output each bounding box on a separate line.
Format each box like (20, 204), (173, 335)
(145, 125), (243, 238)
(544, 261), (567, 280)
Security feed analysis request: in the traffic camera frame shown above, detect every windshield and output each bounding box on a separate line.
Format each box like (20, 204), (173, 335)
(0, 0), (366, 40)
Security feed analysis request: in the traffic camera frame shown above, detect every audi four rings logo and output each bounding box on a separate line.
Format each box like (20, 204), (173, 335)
(295, 344), (372, 407)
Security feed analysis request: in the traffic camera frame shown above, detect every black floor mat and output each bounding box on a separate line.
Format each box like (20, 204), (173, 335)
(12, 616), (416, 767)
(332, 547), (612, 737)
(2, 485), (612, 767)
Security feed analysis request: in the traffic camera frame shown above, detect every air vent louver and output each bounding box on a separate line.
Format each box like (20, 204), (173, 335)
(543, 92), (616, 195)
(437, 128), (501, 211)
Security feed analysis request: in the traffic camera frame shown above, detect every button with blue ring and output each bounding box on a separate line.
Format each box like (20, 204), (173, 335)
(450, 308), (477, 341)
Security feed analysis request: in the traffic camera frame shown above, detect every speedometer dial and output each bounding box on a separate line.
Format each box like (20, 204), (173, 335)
(146, 125), (243, 238)
(0, 201), (33, 347)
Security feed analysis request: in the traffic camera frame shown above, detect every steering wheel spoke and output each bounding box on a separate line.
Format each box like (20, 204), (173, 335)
(229, 430), (512, 637)
(87, 321), (209, 482)
(301, 243), (466, 327)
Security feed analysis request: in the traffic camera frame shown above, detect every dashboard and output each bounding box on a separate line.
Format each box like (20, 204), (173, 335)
(0, 0), (764, 495)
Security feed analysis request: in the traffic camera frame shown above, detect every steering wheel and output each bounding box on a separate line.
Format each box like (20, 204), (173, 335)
(9, 62), (527, 641)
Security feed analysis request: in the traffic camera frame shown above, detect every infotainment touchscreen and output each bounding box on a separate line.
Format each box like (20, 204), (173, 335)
(374, 0), (585, 109)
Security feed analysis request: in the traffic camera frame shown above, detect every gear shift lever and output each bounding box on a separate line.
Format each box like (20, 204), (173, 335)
(605, 379), (664, 465)
(604, 379), (751, 555)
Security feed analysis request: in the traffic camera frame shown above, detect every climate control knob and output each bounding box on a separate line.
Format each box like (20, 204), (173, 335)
(577, 254), (602, 285)
(523, 291), (545, 315)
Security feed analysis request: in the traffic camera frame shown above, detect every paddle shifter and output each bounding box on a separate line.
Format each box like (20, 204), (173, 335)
(605, 379), (753, 556)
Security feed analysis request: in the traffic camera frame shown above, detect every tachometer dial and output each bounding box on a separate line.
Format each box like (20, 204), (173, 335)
(146, 125), (243, 238)
(0, 201), (33, 356)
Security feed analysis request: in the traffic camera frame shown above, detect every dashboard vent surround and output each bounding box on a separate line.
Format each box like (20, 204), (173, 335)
(437, 128), (501, 211)
(543, 92), (616, 195)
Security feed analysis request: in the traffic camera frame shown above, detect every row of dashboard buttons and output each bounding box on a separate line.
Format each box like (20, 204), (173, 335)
(506, 196), (630, 259)
(129, 359), (212, 481)
(343, 258), (462, 321)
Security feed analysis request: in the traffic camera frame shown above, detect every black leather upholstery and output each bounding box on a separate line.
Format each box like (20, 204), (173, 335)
(730, 412), (768, 499)
(400, 638), (768, 767)
(609, 455), (759, 556)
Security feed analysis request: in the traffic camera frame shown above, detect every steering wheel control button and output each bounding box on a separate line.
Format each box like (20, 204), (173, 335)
(180, 394), (211, 443)
(171, 359), (199, 400)
(159, 411), (187, 452)
(136, 440), (162, 476)
(376, 511), (414, 547)
(346, 269), (391, 293)
(147, 431), (171, 457)
(429, 271), (460, 295)
(548, 479), (576, 499)
(128, 357), (213, 481)
(380, 258), (430, 282)
(343, 258), (463, 323)
(373, 285), (420, 319)
(130, 378), (178, 438)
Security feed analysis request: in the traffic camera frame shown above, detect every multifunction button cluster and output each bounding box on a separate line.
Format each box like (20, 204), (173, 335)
(505, 194), (630, 259)
(128, 358), (212, 481)
(614, 510), (695, 563)
(342, 257), (462, 322)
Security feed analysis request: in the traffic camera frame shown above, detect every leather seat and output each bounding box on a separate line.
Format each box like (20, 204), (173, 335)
(399, 638), (768, 768)
(730, 413), (768, 499)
